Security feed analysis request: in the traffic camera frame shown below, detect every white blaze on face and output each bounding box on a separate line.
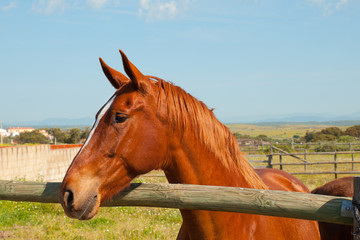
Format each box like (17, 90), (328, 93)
(75, 94), (116, 158)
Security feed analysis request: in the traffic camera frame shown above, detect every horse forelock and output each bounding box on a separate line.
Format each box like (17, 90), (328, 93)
(151, 77), (267, 189)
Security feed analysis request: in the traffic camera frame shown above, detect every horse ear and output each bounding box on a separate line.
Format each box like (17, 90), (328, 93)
(119, 50), (147, 90)
(99, 57), (129, 89)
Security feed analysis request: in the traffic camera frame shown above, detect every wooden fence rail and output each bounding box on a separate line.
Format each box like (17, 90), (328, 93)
(248, 151), (360, 179)
(239, 142), (360, 153)
(0, 180), (354, 226)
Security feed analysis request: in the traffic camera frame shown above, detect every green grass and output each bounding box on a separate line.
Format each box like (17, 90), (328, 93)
(0, 174), (182, 240)
(0, 144), (12, 147)
(226, 123), (350, 140)
(0, 203), (182, 239)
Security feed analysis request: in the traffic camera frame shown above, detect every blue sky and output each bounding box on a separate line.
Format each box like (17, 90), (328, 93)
(1, 0), (359, 124)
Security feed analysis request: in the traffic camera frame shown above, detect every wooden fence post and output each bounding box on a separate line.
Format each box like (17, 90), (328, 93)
(304, 150), (307, 171)
(353, 176), (360, 240)
(334, 152), (338, 179)
(353, 153), (355, 171)
(267, 144), (273, 169)
(267, 154), (273, 169)
(279, 155), (283, 170)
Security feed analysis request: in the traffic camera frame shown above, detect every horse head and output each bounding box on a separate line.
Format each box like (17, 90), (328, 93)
(59, 50), (170, 220)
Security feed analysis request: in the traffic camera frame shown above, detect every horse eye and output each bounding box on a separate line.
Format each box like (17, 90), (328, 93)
(114, 113), (128, 123)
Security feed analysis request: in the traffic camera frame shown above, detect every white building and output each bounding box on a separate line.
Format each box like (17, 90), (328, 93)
(0, 128), (10, 137)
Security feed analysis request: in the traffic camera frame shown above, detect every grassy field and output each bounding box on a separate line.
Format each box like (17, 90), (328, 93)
(226, 123), (349, 139)
(0, 174), (182, 240)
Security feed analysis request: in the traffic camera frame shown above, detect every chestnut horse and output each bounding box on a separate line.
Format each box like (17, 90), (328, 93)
(312, 177), (353, 240)
(59, 50), (320, 239)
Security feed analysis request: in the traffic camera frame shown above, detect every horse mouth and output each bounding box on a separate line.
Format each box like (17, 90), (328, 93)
(61, 190), (100, 220)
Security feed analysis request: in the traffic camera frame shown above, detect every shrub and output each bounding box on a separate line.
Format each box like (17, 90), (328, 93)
(256, 134), (271, 142)
(344, 125), (360, 138)
(263, 144), (293, 154)
(338, 135), (357, 143)
(313, 133), (337, 142)
(314, 143), (350, 152)
(320, 127), (343, 137)
(233, 133), (251, 139)
(304, 131), (315, 142)
(17, 131), (49, 144)
(315, 144), (336, 152)
(274, 144), (293, 153)
(304, 131), (337, 142)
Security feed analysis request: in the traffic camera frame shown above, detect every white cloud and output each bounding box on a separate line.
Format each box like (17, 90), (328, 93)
(32, 0), (68, 14)
(309, 0), (325, 3)
(31, 0), (110, 14)
(1, 1), (17, 11)
(336, 0), (348, 10)
(308, 0), (350, 16)
(323, 3), (334, 16)
(139, 0), (190, 21)
(29, 0), (190, 16)
(86, 0), (108, 9)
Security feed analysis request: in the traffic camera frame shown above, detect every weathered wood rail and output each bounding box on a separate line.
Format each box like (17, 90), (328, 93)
(239, 142), (360, 153)
(248, 151), (360, 179)
(0, 180), (353, 226)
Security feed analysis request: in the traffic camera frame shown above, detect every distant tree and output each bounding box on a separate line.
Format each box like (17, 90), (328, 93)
(0, 136), (10, 144)
(65, 128), (81, 144)
(313, 133), (337, 142)
(292, 135), (301, 143)
(293, 135), (300, 139)
(304, 131), (315, 142)
(48, 128), (66, 143)
(233, 133), (251, 139)
(17, 131), (49, 144)
(320, 127), (343, 137)
(80, 127), (91, 140)
(304, 128), (341, 142)
(344, 125), (360, 138)
(256, 134), (271, 142)
(338, 135), (357, 143)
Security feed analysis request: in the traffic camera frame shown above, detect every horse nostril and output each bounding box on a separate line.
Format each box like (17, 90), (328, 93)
(64, 190), (74, 212)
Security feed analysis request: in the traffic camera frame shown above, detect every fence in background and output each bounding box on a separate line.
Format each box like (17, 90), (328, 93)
(0, 145), (80, 181)
(2, 145), (360, 181)
(248, 150), (360, 179)
(240, 142), (360, 154)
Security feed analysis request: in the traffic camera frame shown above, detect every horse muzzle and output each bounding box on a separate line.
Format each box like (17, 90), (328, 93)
(59, 180), (101, 220)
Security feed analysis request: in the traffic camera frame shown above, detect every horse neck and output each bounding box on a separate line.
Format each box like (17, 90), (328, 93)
(162, 132), (268, 239)
(163, 133), (266, 189)
(156, 80), (266, 189)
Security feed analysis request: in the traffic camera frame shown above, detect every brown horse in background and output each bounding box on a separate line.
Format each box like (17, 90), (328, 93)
(312, 176), (353, 240)
(59, 50), (320, 239)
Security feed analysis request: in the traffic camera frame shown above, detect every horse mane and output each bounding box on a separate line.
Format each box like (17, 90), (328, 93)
(150, 76), (267, 189)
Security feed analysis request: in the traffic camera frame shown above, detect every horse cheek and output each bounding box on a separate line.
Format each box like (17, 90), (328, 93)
(130, 132), (167, 174)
